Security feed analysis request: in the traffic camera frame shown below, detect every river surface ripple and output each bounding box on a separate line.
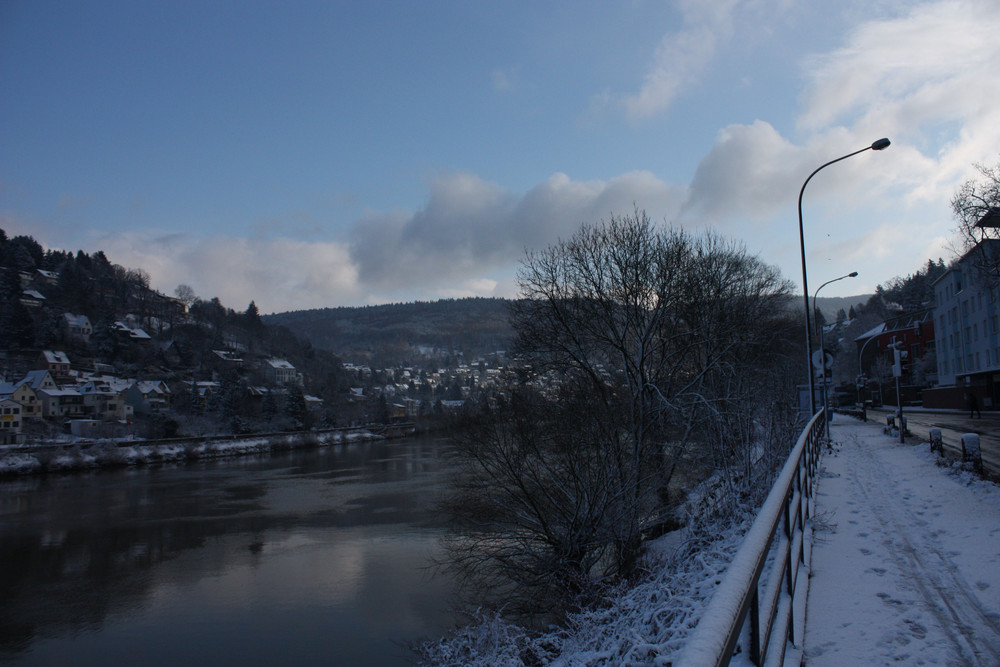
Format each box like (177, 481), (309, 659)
(0, 435), (459, 666)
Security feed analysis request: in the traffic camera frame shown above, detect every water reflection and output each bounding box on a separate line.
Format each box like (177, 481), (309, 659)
(0, 437), (457, 665)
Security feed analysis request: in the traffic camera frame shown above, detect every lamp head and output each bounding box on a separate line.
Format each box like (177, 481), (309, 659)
(848, 271), (859, 277)
(871, 138), (891, 151)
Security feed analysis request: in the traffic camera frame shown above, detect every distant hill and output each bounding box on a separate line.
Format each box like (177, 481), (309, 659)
(264, 297), (514, 364)
(269, 294), (876, 364)
(813, 294), (872, 322)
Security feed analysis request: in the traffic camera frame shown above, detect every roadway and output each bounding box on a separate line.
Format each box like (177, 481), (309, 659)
(864, 407), (1000, 476)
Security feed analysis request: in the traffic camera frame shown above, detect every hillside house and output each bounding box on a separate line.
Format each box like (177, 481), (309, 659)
(19, 370), (58, 394)
(38, 350), (72, 380)
(38, 387), (85, 418)
(62, 313), (93, 344)
(78, 380), (133, 421)
(20, 289), (46, 308)
(0, 380), (41, 419)
(0, 398), (23, 444)
(263, 358), (298, 385)
(125, 380), (171, 415)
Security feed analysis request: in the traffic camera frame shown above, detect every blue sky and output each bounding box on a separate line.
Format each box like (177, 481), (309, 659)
(2, 0), (998, 313)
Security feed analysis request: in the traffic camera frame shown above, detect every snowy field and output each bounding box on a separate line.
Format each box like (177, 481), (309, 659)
(804, 416), (1000, 666)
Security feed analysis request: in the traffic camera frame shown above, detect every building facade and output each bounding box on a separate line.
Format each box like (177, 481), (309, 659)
(932, 241), (1000, 408)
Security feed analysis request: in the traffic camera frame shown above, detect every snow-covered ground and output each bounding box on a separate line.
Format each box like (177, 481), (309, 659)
(803, 416), (1000, 666)
(0, 429), (379, 475)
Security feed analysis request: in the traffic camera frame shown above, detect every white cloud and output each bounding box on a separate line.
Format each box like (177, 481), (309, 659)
(798, 0), (1000, 203)
(97, 233), (361, 314)
(347, 170), (687, 292)
(622, 0), (740, 119)
(491, 67), (516, 92)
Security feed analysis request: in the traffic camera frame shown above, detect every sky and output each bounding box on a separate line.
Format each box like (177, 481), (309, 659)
(2, 0), (999, 314)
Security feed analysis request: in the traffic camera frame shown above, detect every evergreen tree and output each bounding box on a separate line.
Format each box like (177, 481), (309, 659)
(284, 385), (307, 427)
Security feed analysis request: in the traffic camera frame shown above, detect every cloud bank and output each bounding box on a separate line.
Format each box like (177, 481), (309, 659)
(39, 0), (1000, 312)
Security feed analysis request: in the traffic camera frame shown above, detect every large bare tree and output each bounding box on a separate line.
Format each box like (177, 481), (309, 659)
(442, 209), (800, 616)
(952, 160), (1000, 280)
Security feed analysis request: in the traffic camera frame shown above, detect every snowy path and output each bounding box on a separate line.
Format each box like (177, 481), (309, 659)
(803, 417), (1000, 666)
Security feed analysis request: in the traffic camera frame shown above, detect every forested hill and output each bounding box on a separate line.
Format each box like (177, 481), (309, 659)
(264, 297), (515, 363)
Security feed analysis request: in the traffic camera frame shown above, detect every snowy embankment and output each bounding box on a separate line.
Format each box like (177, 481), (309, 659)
(803, 416), (1000, 666)
(419, 474), (764, 667)
(0, 429), (378, 476)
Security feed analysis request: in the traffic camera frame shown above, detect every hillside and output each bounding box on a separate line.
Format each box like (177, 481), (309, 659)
(814, 294), (872, 322)
(264, 297), (515, 364)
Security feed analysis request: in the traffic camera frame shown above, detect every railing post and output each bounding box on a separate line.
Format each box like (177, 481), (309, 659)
(749, 585), (761, 663)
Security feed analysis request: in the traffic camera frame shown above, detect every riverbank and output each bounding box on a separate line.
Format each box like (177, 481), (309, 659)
(0, 427), (399, 476)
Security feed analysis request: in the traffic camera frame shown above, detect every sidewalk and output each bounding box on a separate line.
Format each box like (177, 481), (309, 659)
(802, 416), (1000, 666)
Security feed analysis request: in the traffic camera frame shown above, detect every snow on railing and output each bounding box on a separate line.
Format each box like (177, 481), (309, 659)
(674, 410), (824, 667)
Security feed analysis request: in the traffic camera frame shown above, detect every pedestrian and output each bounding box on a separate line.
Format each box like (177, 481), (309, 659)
(967, 392), (981, 418)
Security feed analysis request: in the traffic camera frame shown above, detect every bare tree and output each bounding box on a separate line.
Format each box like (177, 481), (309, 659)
(442, 210), (800, 616)
(952, 160), (1000, 280)
(175, 284), (197, 308)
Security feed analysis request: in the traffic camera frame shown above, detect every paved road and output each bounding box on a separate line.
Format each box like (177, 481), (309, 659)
(865, 407), (999, 476)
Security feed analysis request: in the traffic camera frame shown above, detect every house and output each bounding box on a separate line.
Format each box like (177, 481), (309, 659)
(263, 358), (298, 385)
(63, 313), (93, 343)
(36, 269), (59, 286)
(0, 380), (42, 419)
(20, 289), (46, 308)
(113, 320), (152, 341)
(304, 394), (324, 413)
(0, 398), (23, 444)
(211, 349), (244, 369)
(927, 238), (1000, 409)
(78, 380), (133, 420)
(37, 387), (85, 418)
(38, 350), (72, 380)
(124, 380), (171, 415)
(19, 370), (58, 394)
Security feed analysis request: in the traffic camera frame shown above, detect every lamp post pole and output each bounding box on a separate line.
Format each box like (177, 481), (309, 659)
(813, 271), (858, 438)
(799, 138), (890, 418)
(857, 333), (880, 422)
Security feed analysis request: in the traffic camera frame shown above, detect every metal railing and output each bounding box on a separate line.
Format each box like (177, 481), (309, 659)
(675, 409), (825, 667)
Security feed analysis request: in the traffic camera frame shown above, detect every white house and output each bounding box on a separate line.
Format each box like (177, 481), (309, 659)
(932, 239), (1000, 407)
(63, 313), (93, 343)
(263, 358), (298, 385)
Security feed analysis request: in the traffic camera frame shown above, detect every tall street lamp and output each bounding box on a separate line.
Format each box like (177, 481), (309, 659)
(813, 271), (858, 438)
(799, 137), (890, 417)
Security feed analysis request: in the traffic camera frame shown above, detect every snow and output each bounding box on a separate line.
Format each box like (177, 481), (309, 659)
(419, 472), (764, 666)
(0, 429), (380, 475)
(675, 411), (822, 667)
(803, 415), (1000, 666)
(421, 413), (1000, 667)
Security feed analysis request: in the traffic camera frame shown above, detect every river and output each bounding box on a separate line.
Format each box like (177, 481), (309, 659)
(0, 436), (459, 666)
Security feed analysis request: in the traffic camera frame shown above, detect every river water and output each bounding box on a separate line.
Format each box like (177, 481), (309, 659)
(0, 436), (459, 666)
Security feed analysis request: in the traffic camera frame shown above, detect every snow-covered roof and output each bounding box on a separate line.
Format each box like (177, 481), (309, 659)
(42, 350), (70, 365)
(20, 370), (54, 390)
(854, 322), (886, 342)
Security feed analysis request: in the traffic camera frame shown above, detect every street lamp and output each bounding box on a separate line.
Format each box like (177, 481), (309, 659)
(857, 333), (880, 421)
(813, 271), (858, 438)
(799, 137), (890, 417)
